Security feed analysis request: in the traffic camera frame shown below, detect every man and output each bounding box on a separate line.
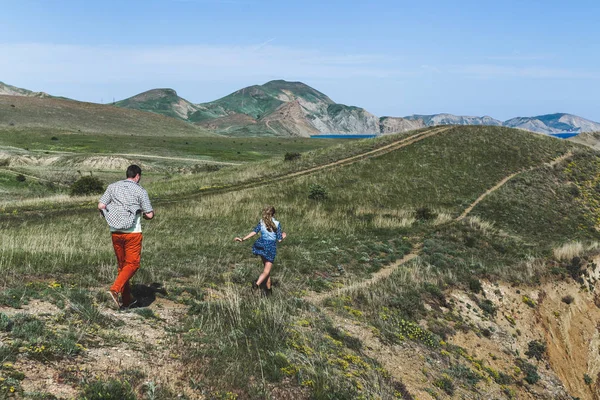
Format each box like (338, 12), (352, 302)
(98, 165), (154, 309)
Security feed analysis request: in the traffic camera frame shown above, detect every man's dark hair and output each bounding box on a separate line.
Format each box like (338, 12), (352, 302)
(126, 165), (142, 178)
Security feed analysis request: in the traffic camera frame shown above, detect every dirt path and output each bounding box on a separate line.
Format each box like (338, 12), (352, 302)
(222, 127), (451, 192)
(113, 153), (241, 165)
(305, 252), (420, 305)
(265, 120), (279, 135)
(456, 151), (573, 221)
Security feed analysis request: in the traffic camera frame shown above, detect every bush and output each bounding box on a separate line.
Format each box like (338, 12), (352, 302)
(566, 256), (584, 280)
(70, 176), (104, 196)
(415, 207), (435, 221)
(468, 277), (483, 294)
(433, 375), (454, 395)
(515, 358), (540, 384)
(51, 136), (59, 141)
(308, 183), (328, 201)
(191, 164), (222, 173)
(284, 152), (301, 161)
(584, 373), (593, 385)
(478, 299), (497, 317)
(15, 174), (26, 182)
(561, 295), (574, 304)
(525, 340), (546, 361)
(79, 378), (136, 400)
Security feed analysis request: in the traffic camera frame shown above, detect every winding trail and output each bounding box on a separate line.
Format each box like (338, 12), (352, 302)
(457, 150), (573, 221)
(112, 153), (241, 165)
(305, 251), (421, 304)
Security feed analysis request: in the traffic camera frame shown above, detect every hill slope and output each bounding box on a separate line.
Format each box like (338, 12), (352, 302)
(114, 88), (199, 120)
(0, 81), (51, 98)
(0, 94), (212, 136)
(4, 126), (600, 399)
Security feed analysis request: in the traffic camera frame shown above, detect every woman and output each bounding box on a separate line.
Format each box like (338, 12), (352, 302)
(235, 206), (286, 296)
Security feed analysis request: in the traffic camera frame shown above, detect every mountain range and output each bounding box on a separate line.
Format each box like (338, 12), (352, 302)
(3, 80), (600, 137)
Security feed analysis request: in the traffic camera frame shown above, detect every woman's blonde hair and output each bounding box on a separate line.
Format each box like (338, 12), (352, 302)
(262, 206), (277, 232)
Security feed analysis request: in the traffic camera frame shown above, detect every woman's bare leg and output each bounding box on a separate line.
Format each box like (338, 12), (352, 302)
(256, 258), (273, 287)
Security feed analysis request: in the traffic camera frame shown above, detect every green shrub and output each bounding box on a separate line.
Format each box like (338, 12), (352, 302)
(192, 163), (222, 173)
(584, 373), (593, 385)
(0, 313), (13, 331)
(415, 207), (435, 221)
(433, 374), (454, 395)
(78, 378), (136, 400)
(515, 358), (540, 384)
(15, 174), (26, 182)
(284, 152), (301, 161)
(525, 340), (546, 361)
(565, 256), (584, 280)
(561, 295), (574, 304)
(468, 277), (483, 293)
(308, 183), (328, 201)
(70, 176), (104, 196)
(478, 299), (497, 317)
(447, 364), (481, 387)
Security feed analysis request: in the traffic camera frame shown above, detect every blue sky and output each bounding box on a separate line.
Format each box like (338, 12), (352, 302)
(1, 0), (599, 121)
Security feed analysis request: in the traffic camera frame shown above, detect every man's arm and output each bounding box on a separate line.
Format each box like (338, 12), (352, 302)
(140, 189), (154, 220)
(98, 185), (111, 215)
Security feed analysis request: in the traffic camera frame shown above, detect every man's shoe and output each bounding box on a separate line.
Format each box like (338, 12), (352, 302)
(108, 290), (120, 310)
(121, 299), (139, 310)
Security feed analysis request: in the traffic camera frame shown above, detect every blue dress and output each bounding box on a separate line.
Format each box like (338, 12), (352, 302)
(252, 218), (283, 263)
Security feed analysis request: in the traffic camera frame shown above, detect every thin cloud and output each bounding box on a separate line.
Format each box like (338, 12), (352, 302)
(455, 64), (599, 79)
(253, 38), (276, 51)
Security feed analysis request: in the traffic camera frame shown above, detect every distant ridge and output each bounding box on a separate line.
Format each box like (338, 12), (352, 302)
(115, 80), (600, 137)
(4, 80), (599, 137)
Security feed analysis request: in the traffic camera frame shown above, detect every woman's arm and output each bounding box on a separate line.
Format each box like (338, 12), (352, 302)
(235, 231), (257, 242)
(277, 224), (286, 242)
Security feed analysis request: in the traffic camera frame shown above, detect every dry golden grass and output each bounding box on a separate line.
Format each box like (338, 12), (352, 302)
(553, 242), (585, 261)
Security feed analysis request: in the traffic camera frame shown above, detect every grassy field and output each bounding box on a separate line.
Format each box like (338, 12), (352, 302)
(1, 126), (599, 399)
(0, 128), (346, 206)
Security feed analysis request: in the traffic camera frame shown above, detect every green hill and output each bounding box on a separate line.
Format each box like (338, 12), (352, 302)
(0, 94), (212, 137)
(114, 88), (200, 121)
(191, 80), (334, 121)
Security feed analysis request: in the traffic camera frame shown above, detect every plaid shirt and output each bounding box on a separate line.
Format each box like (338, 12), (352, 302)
(99, 180), (153, 231)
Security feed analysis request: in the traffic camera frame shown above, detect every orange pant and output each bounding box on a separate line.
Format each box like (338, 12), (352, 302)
(110, 232), (142, 306)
